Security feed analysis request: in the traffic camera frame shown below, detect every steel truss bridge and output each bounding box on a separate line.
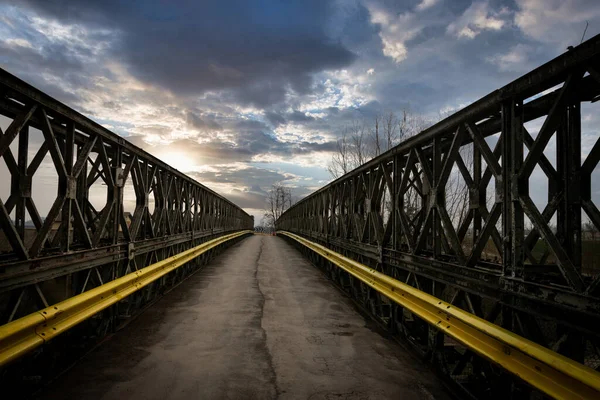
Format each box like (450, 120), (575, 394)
(1, 35), (600, 400)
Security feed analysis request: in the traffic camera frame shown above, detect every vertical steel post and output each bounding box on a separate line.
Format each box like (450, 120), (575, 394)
(505, 100), (525, 279)
(432, 137), (441, 257)
(15, 125), (28, 239)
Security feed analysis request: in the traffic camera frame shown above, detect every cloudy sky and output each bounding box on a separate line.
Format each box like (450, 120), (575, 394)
(1, 0), (600, 223)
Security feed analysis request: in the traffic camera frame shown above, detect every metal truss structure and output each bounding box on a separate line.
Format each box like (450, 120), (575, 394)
(0, 68), (252, 389)
(277, 35), (600, 398)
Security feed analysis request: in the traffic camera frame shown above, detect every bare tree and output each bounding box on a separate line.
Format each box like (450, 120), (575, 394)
(326, 109), (431, 229)
(585, 221), (599, 240)
(327, 110), (423, 180)
(371, 114), (382, 157)
(396, 109), (431, 222)
(263, 183), (293, 229)
(377, 112), (404, 219)
(327, 128), (351, 179)
(327, 119), (371, 179)
(385, 111), (401, 149)
(371, 112), (405, 158)
(350, 119), (369, 167)
(445, 160), (470, 230)
(406, 109), (433, 136)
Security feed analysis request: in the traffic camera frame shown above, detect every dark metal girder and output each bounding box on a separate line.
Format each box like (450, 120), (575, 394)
(0, 84), (243, 213)
(0, 228), (233, 293)
(301, 231), (600, 336)
(0, 67), (253, 281)
(274, 34), (600, 400)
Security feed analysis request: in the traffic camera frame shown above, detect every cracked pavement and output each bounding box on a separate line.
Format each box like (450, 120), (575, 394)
(38, 235), (452, 400)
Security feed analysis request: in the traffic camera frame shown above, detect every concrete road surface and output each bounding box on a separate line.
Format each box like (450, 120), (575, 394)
(39, 235), (452, 400)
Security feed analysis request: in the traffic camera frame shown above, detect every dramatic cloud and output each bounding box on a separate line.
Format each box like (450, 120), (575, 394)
(128, 125), (337, 168)
(185, 111), (223, 133)
(10, 0), (355, 107)
(486, 43), (540, 72)
(366, 2), (425, 63)
(447, 1), (509, 39)
(417, 0), (440, 12)
(1, 0), (600, 223)
(515, 0), (600, 46)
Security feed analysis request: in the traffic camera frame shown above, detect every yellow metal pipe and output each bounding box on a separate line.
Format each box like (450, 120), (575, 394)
(279, 231), (600, 400)
(0, 230), (251, 367)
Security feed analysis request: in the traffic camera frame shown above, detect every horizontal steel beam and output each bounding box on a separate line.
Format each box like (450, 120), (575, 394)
(0, 228), (233, 293)
(299, 231), (600, 337)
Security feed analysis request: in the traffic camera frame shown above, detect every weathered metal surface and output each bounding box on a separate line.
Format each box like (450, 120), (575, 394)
(277, 35), (600, 398)
(0, 67), (253, 389)
(0, 67), (252, 323)
(0, 230), (250, 367)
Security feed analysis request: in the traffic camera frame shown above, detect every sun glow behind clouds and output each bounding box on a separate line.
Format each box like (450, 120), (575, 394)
(157, 152), (198, 172)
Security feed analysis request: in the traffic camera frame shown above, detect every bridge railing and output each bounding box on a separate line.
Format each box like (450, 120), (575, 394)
(0, 67), (252, 383)
(279, 231), (600, 399)
(277, 34), (600, 398)
(0, 230), (250, 367)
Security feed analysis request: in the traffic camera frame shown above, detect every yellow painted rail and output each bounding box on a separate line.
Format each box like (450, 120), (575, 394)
(0, 230), (251, 367)
(279, 231), (600, 400)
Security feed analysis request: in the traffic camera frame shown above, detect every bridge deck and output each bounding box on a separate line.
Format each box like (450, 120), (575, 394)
(37, 235), (451, 400)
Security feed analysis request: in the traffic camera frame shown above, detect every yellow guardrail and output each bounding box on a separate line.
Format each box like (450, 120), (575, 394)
(279, 231), (600, 400)
(0, 230), (251, 367)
